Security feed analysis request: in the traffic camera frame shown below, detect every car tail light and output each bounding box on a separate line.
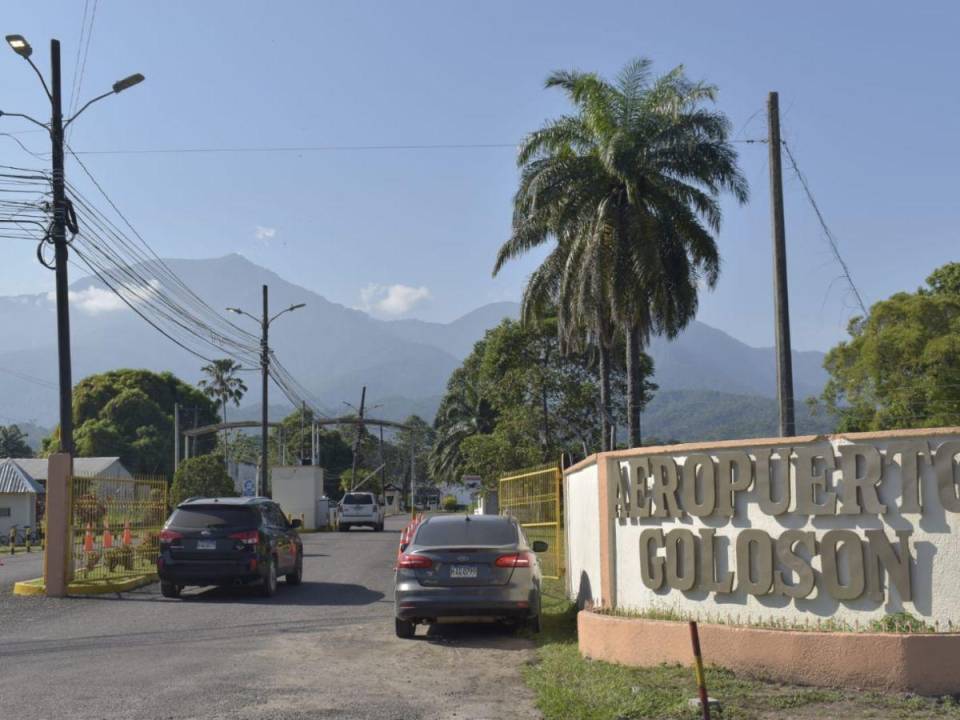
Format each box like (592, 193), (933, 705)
(159, 529), (183, 543)
(397, 553), (433, 569)
(495, 552), (533, 568)
(229, 529), (259, 546)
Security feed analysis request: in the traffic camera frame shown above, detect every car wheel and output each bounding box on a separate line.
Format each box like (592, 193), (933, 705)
(260, 557), (278, 597)
(286, 558), (303, 585)
(527, 613), (542, 633)
(160, 581), (181, 599)
(339, 524), (348, 532)
(377, 521), (384, 532)
(395, 617), (415, 639)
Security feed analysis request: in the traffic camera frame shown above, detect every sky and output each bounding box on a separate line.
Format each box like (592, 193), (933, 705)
(1, 1), (958, 351)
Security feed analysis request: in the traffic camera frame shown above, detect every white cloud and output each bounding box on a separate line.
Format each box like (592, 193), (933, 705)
(255, 226), (277, 243)
(358, 283), (431, 317)
(48, 279), (161, 316)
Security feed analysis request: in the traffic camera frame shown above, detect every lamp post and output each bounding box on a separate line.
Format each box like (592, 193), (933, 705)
(228, 285), (304, 496)
(2, 34), (143, 454)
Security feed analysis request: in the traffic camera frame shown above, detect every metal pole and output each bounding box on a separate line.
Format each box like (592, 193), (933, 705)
(49, 39), (73, 455)
(378, 423), (385, 499)
(350, 386), (366, 490)
(410, 436), (416, 518)
(260, 284), (269, 495)
(689, 621), (711, 720)
(300, 401), (306, 465)
(768, 91), (796, 437)
(173, 402), (180, 472)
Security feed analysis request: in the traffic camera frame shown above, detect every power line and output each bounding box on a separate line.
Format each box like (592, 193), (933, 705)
(64, 142), (521, 156)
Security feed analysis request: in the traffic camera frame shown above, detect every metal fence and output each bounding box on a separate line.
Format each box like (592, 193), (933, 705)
(69, 474), (168, 582)
(499, 463), (564, 580)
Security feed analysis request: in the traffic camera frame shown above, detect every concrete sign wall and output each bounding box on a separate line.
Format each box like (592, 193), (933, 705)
(564, 428), (960, 625)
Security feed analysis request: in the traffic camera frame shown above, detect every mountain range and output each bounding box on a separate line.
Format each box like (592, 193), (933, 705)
(0, 253), (833, 442)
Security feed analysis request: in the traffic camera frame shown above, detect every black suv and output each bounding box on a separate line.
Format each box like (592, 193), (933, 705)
(157, 497), (303, 599)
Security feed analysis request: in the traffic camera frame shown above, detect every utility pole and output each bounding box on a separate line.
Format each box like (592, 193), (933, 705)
(300, 400), (306, 465)
(378, 423), (385, 500)
(260, 284), (269, 494)
(767, 91), (796, 437)
(173, 402), (180, 472)
(350, 386), (366, 490)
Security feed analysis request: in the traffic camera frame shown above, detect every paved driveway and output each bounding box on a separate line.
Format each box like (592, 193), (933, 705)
(0, 548), (43, 590)
(0, 515), (539, 720)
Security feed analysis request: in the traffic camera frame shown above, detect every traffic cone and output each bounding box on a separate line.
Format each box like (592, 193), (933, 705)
(122, 521), (132, 546)
(103, 520), (113, 549)
(83, 523), (94, 552)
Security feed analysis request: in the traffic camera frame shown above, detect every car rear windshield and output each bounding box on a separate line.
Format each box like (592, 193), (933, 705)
(168, 506), (257, 529)
(415, 519), (518, 547)
(342, 493), (374, 505)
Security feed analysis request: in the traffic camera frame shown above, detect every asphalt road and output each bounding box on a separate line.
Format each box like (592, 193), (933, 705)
(0, 515), (539, 720)
(0, 548), (43, 589)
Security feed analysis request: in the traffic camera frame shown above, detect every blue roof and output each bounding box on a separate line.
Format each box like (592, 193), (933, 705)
(0, 459), (44, 494)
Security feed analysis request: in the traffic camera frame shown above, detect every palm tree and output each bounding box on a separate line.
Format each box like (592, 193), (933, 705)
(429, 367), (497, 483)
(495, 58), (747, 448)
(198, 359), (248, 462)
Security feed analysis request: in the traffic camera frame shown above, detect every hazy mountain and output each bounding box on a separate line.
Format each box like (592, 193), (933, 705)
(0, 254), (831, 441)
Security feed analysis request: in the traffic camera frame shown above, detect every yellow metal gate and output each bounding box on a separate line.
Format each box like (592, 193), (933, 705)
(499, 463), (564, 580)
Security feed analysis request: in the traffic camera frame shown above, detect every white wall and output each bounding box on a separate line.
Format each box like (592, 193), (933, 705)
(564, 460), (603, 608)
(608, 431), (960, 626)
(0, 494), (36, 537)
(271, 466), (324, 529)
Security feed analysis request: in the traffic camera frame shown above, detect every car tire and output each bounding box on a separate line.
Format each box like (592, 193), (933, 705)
(339, 524), (348, 532)
(260, 557), (278, 598)
(395, 617), (415, 639)
(286, 558), (303, 585)
(160, 581), (181, 599)
(527, 613), (542, 633)
(377, 521), (384, 532)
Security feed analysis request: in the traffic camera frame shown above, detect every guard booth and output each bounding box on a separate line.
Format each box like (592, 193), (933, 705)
(271, 466), (325, 530)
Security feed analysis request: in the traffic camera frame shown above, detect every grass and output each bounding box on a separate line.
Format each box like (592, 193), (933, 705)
(523, 581), (960, 720)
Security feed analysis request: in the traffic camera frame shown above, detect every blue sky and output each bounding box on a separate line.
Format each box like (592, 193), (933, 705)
(2, 1), (957, 351)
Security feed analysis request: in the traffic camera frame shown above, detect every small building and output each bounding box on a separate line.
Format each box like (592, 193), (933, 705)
(383, 482), (404, 515)
(271, 465), (325, 530)
(12, 457), (133, 484)
(0, 459), (44, 538)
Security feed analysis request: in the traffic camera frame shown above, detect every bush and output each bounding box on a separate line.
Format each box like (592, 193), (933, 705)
(441, 495), (458, 512)
(170, 454), (236, 505)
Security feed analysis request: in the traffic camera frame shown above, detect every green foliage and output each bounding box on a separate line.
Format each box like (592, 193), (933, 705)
(869, 611), (933, 633)
(440, 495), (458, 512)
(199, 359), (248, 460)
(819, 263), (960, 431)
(44, 369), (218, 476)
(338, 467), (380, 494)
(0, 424), (32, 457)
(170, 454), (236, 505)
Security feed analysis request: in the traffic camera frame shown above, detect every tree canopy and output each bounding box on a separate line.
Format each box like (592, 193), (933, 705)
(43, 369), (218, 476)
(0, 425), (32, 458)
(170, 454), (237, 505)
(819, 263), (960, 431)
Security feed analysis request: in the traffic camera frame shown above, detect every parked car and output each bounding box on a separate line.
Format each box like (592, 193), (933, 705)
(393, 514), (546, 638)
(157, 496), (303, 599)
(338, 492), (384, 532)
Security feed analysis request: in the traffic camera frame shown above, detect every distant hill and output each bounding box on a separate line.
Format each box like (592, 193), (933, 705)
(0, 254), (833, 442)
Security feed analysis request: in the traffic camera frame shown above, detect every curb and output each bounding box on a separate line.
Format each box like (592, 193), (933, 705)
(13, 573), (158, 597)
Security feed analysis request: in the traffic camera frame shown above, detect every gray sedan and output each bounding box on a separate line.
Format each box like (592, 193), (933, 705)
(393, 514), (547, 638)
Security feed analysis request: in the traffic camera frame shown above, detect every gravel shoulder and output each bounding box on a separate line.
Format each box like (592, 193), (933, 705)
(0, 515), (539, 720)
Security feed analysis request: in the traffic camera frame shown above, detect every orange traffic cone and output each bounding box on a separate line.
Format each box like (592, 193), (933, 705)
(83, 523), (94, 552)
(102, 520), (113, 549)
(122, 521), (132, 546)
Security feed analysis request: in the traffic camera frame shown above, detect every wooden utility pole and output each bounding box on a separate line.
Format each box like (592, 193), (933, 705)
(767, 91), (796, 437)
(350, 386), (366, 490)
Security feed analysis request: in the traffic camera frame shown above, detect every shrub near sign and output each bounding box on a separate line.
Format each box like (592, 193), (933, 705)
(611, 434), (960, 616)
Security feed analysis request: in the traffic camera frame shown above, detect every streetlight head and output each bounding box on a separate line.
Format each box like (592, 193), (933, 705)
(112, 73), (145, 94)
(5, 35), (32, 58)
(226, 307), (241, 314)
(290, 303), (306, 311)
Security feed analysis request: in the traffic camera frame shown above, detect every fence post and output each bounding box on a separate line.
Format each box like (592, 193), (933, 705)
(43, 453), (72, 597)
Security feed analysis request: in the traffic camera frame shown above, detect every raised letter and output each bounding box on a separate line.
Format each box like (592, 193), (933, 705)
(715, 451), (753, 517)
(735, 529), (774, 596)
(681, 454), (717, 517)
(934, 441), (960, 512)
(821, 530), (866, 600)
(649, 456), (682, 518)
(698, 528), (734, 593)
(887, 441), (928, 513)
(794, 445), (838, 515)
(639, 529), (665, 590)
(756, 448), (791, 515)
(773, 530), (816, 599)
(838, 444), (886, 515)
(665, 528), (697, 591)
(865, 529), (913, 602)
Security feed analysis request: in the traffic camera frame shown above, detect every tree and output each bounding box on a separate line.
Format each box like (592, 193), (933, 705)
(0, 425), (32, 457)
(170, 454), (237, 505)
(819, 263), (960, 431)
(495, 57), (747, 448)
(43, 369), (218, 476)
(198, 359), (248, 461)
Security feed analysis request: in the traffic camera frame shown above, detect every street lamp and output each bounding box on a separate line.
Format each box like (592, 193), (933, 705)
(1, 34), (144, 455)
(227, 286), (305, 495)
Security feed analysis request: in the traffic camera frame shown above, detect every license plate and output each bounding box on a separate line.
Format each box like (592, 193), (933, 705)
(197, 540), (216, 550)
(450, 565), (478, 578)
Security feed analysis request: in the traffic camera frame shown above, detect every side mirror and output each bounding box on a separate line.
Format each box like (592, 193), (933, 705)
(290, 519), (302, 529)
(532, 540), (549, 553)
(399, 542), (409, 553)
